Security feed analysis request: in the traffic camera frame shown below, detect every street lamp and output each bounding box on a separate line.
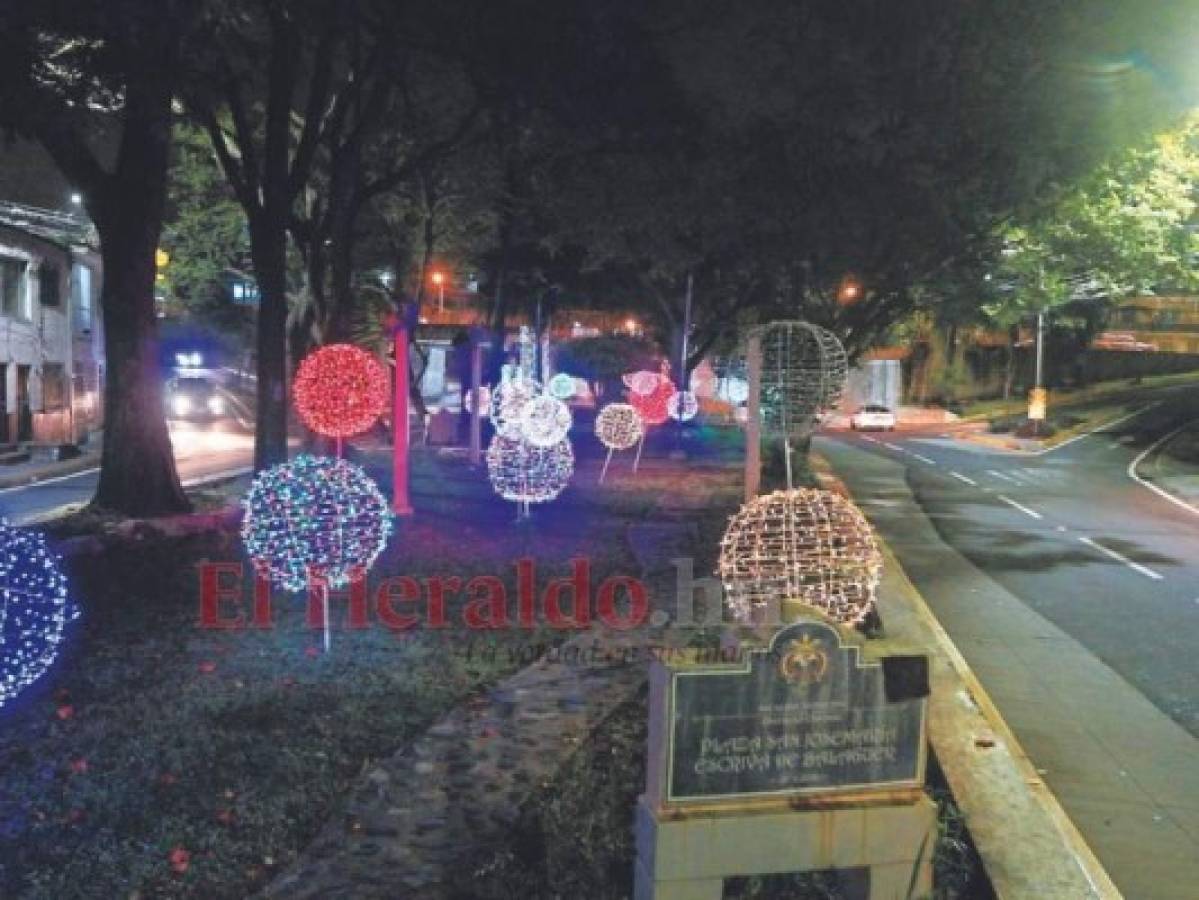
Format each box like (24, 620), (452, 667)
(431, 270), (445, 313)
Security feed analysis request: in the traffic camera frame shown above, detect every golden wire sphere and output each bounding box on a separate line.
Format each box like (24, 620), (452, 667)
(718, 488), (881, 625)
(595, 403), (644, 450)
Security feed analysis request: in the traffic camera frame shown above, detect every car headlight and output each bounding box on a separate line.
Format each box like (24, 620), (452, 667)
(207, 395), (224, 415)
(172, 395), (192, 416)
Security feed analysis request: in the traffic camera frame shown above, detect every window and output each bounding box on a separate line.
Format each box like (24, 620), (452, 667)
(72, 264), (93, 331)
(42, 364), (67, 411)
(39, 264), (61, 307)
(1, 257), (27, 318)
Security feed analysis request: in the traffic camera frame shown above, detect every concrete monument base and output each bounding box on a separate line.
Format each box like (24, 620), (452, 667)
(634, 794), (937, 900)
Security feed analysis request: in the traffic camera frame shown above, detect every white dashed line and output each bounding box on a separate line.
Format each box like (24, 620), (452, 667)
(883, 442), (905, 453)
(860, 435), (879, 443)
(987, 469), (1018, 484)
(1078, 536), (1164, 581)
(909, 452), (936, 465)
(950, 471), (977, 486)
(997, 494), (1043, 520)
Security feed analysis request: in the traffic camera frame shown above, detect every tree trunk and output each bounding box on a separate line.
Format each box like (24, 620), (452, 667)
(90, 78), (190, 515)
(1002, 324), (1017, 400)
(250, 219), (290, 471)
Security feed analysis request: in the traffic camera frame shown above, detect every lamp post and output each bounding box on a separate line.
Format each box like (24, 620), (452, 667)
(1029, 310), (1048, 426)
(432, 270), (445, 314)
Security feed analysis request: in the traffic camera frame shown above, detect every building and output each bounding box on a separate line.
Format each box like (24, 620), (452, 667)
(0, 201), (104, 447)
(1106, 296), (1199, 353)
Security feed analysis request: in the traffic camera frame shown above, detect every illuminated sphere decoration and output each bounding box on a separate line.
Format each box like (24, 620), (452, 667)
(241, 454), (392, 594)
(689, 362), (718, 399)
(623, 370), (662, 397)
(293, 343), (390, 438)
(518, 394), (573, 448)
(490, 375), (542, 439)
(595, 403), (644, 451)
(0, 520), (73, 709)
(486, 435), (574, 503)
(547, 372), (577, 400)
(754, 321), (848, 433)
(720, 375), (750, 406)
(718, 488), (881, 626)
(629, 377), (676, 426)
(667, 390), (699, 422)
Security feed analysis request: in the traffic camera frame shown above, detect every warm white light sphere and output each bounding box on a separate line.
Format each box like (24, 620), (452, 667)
(595, 403), (644, 450)
(718, 488), (881, 626)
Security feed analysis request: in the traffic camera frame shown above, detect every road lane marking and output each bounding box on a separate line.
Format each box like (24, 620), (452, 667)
(1078, 536), (1164, 580)
(997, 494), (1043, 519)
(950, 471), (977, 486)
(0, 467), (99, 495)
(883, 442), (906, 453)
(860, 435), (879, 443)
(1127, 421), (1199, 518)
(908, 452), (936, 465)
(987, 469), (1018, 484)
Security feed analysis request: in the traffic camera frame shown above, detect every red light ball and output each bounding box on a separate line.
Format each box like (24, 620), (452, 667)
(629, 378), (676, 426)
(293, 344), (390, 438)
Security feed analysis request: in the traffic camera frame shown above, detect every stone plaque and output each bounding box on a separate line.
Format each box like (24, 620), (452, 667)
(665, 620), (926, 803)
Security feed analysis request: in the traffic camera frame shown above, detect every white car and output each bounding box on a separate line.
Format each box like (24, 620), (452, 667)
(850, 404), (896, 431)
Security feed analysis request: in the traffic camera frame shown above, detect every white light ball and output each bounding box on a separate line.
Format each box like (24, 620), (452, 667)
(519, 394), (573, 447)
(241, 455), (392, 594)
(595, 403), (644, 450)
(486, 435), (574, 503)
(490, 376), (541, 439)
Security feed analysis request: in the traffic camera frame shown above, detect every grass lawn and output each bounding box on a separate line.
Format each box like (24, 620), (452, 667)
(0, 450), (647, 899)
(955, 371), (1199, 448)
(957, 370), (1199, 423)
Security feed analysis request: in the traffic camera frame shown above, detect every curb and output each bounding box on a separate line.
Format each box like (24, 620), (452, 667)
(813, 455), (1122, 900)
(1127, 419), (1199, 518)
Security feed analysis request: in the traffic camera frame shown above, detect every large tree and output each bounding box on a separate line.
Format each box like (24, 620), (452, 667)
(186, 0), (354, 470)
(0, 1), (197, 515)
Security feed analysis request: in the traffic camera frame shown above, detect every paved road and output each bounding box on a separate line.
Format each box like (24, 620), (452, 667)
(818, 383), (1199, 898)
(823, 386), (1199, 735)
(0, 421), (253, 524)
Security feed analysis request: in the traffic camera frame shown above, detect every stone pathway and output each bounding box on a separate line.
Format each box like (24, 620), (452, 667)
(263, 514), (701, 898)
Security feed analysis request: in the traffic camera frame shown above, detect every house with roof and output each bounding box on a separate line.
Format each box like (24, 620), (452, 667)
(0, 200), (104, 453)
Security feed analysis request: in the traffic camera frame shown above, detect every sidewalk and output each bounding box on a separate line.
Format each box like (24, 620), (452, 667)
(0, 444), (99, 491)
(820, 445), (1199, 899)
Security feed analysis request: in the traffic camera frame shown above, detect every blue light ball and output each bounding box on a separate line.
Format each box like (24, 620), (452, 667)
(0, 520), (73, 709)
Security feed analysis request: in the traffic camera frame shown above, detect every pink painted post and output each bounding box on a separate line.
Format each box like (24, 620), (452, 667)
(392, 304), (416, 515)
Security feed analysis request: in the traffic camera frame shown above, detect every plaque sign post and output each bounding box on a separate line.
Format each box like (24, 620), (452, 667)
(636, 618), (936, 900)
